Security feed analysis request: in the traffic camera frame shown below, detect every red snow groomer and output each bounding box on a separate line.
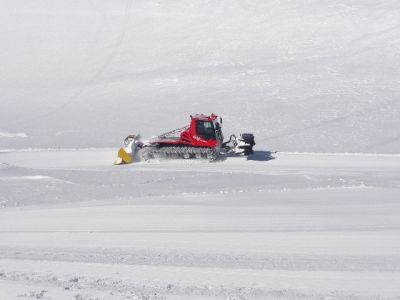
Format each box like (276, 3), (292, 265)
(114, 114), (255, 164)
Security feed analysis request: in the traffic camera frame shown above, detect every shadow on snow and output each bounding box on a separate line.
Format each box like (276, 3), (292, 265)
(246, 150), (276, 162)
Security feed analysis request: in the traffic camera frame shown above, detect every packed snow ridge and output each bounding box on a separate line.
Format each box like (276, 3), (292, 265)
(0, 131), (27, 138)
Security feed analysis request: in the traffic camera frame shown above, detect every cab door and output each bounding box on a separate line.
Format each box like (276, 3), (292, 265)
(214, 121), (224, 144)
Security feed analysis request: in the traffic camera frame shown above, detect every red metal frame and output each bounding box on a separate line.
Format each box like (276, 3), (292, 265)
(151, 114), (221, 148)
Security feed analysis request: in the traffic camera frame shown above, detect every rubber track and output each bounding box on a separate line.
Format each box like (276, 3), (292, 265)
(141, 146), (218, 161)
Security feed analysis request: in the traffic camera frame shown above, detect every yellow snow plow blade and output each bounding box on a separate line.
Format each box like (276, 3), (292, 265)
(114, 147), (133, 165)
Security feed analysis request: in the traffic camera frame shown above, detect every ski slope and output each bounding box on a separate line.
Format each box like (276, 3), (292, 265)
(1, 149), (400, 299)
(2, 0), (400, 299)
(1, 0), (400, 152)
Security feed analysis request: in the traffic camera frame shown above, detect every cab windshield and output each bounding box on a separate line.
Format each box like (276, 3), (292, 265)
(196, 121), (216, 140)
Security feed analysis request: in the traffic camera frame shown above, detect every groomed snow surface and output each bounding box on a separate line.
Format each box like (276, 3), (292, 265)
(2, 0), (400, 299)
(1, 150), (400, 299)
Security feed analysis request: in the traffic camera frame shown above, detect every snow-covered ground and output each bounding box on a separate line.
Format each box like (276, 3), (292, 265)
(1, 0), (400, 152)
(1, 150), (400, 299)
(2, 0), (400, 299)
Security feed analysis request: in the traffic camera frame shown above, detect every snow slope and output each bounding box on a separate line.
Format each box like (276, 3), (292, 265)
(1, 0), (400, 152)
(2, 1), (400, 299)
(1, 150), (400, 299)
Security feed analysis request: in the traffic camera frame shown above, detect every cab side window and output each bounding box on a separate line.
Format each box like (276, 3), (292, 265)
(196, 121), (216, 140)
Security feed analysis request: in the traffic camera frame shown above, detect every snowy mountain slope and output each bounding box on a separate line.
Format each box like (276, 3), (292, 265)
(1, 0), (400, 152)
(2, 1), (400, 299)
